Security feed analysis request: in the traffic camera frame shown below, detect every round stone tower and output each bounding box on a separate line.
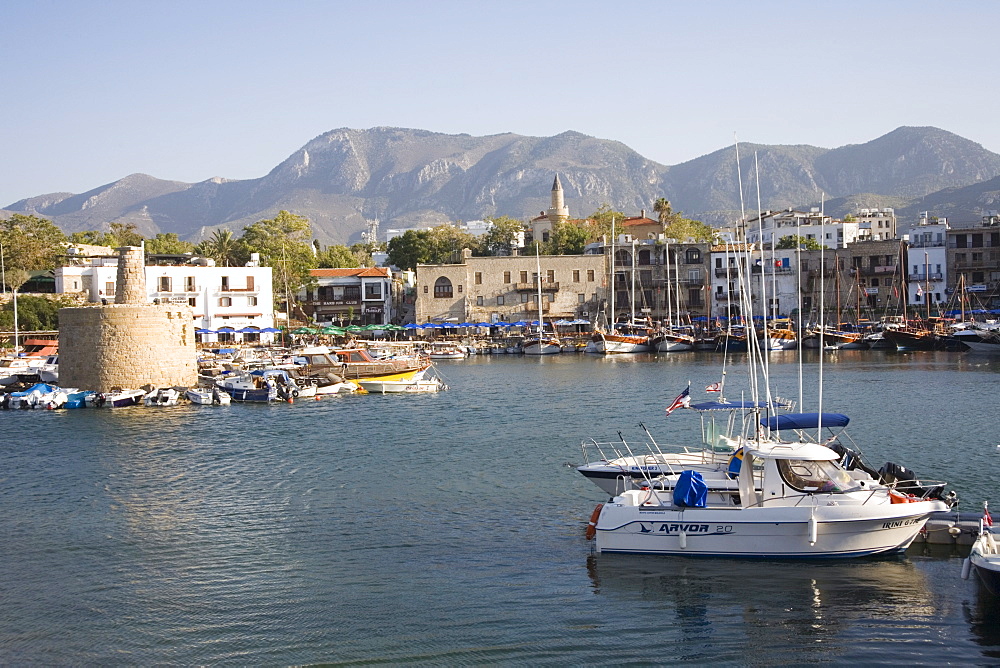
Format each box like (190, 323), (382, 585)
(58, 246), (197, 392)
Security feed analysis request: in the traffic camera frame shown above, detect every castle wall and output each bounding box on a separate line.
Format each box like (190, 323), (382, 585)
(58, 304), (197, 392)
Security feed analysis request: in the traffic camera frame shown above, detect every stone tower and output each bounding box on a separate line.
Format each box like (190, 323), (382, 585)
(547, 174), (570, 225)
(58, 246), (197, 392)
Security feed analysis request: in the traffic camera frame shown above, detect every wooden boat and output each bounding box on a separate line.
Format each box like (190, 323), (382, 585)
(297, 347), (430, 379)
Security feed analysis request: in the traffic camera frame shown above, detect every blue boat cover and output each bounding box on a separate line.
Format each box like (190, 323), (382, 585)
(673, 470), (708, 508)
(762, 412), (850, 430)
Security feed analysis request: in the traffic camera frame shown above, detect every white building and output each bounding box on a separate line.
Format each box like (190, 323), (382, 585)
(743, 209), (861, 249)
(901, 215), (949, 309)
(56, 256), (276, 342)
(854, 208), (897, 241)
(709, 243), (800, 318)
(301, 267), (394, 326)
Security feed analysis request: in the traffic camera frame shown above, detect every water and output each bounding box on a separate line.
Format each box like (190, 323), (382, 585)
(2, 352), (1000, 664)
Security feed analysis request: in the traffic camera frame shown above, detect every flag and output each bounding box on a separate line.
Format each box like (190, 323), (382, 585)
(705, 382), (722, 393)
(985, 505), (993, 527)
(665, 386), (691, 415)
(916, 284), (923, 297)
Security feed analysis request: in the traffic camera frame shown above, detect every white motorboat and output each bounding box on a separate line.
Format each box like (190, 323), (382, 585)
(357, 376), (446, 394)
(0, 357), (45, 385)
(962, 504), (1000, 595)
(144, 388), (181, 406)
(587, 411), (951, 558)
(427, 346), (466, 360)
(185, 387), (232, 405)
(522, 336), (562, 355)
(98, 388), (146, 408)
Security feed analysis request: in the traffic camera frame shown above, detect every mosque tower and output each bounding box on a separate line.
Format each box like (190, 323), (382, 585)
(547, 174), (570, 224)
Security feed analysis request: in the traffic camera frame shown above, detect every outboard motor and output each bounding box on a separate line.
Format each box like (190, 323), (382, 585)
(878, 461), (947, 501)
(827, 443), (880, 479)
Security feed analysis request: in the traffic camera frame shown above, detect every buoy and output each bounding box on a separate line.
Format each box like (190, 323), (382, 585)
(808, 515), (818, 545)
(287, 398), (294, 404)
(679, 529), (687, 549)
(315, 395), (321, 400)
(962, 557), (972, 580)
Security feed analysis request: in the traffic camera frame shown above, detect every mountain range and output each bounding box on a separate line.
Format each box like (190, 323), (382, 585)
(6, 126), (1000, 245)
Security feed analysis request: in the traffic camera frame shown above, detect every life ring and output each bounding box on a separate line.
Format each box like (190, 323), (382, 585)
(585, 503), (604, 540)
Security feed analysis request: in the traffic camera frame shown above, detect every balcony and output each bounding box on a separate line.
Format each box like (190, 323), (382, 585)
(714, 268), (742, 278)
(514, 281), (559, 292)
(907, 273), (944, 281)
(524, 302), (551, 314)
(852, 265), (898, 276)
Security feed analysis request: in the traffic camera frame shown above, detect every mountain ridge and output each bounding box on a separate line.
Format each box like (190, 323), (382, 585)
(6, 126), (1000, 244)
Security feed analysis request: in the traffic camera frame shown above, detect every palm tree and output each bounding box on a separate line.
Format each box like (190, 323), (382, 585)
(653, 197), (673, 225)
(201, 229), (242, 267)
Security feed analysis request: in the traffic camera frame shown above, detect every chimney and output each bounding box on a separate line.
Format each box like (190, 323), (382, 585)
(641, 209), (645, 219)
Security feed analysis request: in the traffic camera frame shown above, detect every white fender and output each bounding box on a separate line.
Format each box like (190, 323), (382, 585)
(808, 515), (818, 546)
(961, 557), (972, 580)
(679, 529), (687, 549)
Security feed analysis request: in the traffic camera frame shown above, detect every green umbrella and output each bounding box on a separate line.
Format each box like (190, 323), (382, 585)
(345, 325), (365, 332)
(292, 327), (317, 335)
(321, 326), (345, 335)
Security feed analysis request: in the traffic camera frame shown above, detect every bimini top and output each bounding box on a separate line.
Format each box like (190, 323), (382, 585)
(746, 440), (842, 461)
(691, 400), (791, 412)
(761, 412), (850, 431)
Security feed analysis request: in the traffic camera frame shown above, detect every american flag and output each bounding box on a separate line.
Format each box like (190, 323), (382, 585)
(705, 382), (722, 393)
(665, 386), (691, 415)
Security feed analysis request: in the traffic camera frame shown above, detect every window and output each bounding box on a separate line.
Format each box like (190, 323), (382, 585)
(546, 270), (554, 282)
(475, 272), (482, 285)
(248, 296), (258, 307)
(423, 285), (428, 294)
(158, 276), (172, 292)
(573, 270), (580, 282)
(503, 271), (511, 283)
(246, 276), (254, 291)
(458, 285), (463, 293)
(365, 283), (382, 300)
(587, 270), (595, 281)
(871, 278), (879, 287)
(219, 297), (232, 307)
(686, 249), (702, 263)
(433, 277), (453, 298)
(520, 271), (528, 283)
(104, 281), (115, 296)
(476, 296), (484, 306)
(542, 231), (550, 243)
(221, 276), (230, 291)
(497, 296), (505, 305)
(578, 293), (586, 303)
(688, 269), (701, 282)
(520, 292), (529, 303)
(188, 297), (197, 307)
(185, 276), (196, 292)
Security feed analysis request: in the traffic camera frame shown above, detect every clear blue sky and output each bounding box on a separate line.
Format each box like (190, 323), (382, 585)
(2, 0), (997, 207)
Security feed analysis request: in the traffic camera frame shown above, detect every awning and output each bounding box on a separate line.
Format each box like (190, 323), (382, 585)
(762, 413), (850, 430)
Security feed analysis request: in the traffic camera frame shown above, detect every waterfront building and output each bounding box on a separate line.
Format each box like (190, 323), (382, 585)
(414, 248), (606, 325)
(301, 267), (395, 326)
(743, 209), (861, 249)
(945, 213), (1000, 309)
(854, 208), (897, 241)
(901, 215), (950, 314)
(55, 253), (275, 342)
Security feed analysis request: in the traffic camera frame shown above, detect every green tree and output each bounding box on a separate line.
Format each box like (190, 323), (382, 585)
(317, 244), (361, 268)
(663, 216), (715, 242)
(547, 221), (590, 255)
(425, 225), (479, 264)
(0, 214), (67, 273)
(195, 229), (246, 267)
(776, 235), (822, 250)
(587, 204), (628, 241)
(68, 230), (113, 246)
(481, 216), (524, 256)
(241, 211), (317, 302)
(653, 197), (673, 224)
(106, 221), (144, 247)
(387, 229), (432, 271)
(349, 242), (375, 267)
(0, 294), (71, 331)
(145, 232), (195, 255)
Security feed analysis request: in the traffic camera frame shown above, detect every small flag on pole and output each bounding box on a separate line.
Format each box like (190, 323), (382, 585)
(665, 386), (691, 415)
(985, 502), (993, 528)
(705, 382), (722, 393)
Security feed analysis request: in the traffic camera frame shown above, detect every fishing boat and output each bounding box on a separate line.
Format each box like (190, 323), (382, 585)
(426, 342), (466, 359)
(357, 376), (446, 394)
(185, 386), (232, 405)
(587, 410), (951, 558)
(962, 505), (1000, 596)
(297, 346), (430, 379)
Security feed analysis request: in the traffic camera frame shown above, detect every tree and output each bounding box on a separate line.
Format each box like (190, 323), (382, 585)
(587, 204), (628, 241)
(317, 244), (361, 268)
(776, 235), (822, 250)
(145, 232), (195, 255)
(663, 216), (715, 243)
(68, 230), (113, 246)
(653, 197), (673, 224)
(349, 242), (375, 267)
(241, 211), (317, 301)
(424, 225), (479, 264)
(195, 229), (246, 267)
(387, 229), (432, 271)
(0, 214), (67, 273)
(547, 221), (590, 255)
(481, 216), (524, 256)
(106, 221), (144, 247)
(0, 294), (72, 331)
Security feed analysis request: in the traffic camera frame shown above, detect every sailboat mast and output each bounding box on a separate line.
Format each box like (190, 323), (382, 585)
(536, 244), (543, 334)
(924, 251), (931, 319)
(664, 238), (672, 330)
(631, 239), (637, 324)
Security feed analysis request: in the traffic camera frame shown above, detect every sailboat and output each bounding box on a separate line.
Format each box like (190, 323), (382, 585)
(591, 232), (652, 354)
(650, 238), (695, 353)
(523, 247), (562, 355)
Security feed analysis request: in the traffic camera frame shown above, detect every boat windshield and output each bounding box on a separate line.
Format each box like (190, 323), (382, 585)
(777, 458), (853, 493)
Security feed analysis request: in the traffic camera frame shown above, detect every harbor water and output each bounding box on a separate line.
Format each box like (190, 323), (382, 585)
(2, 351), (1000, 664)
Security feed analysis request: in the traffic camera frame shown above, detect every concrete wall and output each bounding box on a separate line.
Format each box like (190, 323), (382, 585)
(58, 304), (197, 392)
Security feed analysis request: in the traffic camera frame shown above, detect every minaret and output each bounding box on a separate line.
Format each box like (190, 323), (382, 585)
(547, 174), (570, 224)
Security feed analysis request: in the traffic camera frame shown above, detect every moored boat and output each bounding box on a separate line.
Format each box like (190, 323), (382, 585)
(144, 387), (181, 406)
(962, 504), (1000, 596)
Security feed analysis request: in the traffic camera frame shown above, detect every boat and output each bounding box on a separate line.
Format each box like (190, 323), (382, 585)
(357, 376), (446, 394)
(426, 342), (466, 359)
(98, 388), (146, 408)
(63, 390), (95, 409)
(962, 505), (1000, 596)
(7, 382), (68, 409)
(185, 387), (232, 405)
(882, 318), (950, 351)
(952, 326), (1000, 354)
(216, 368), (304, 402)
(296, 346), (430, 380)
(524, 249), (563, 356)
(588, 410), (952, 558)
(764, 319), (797, 350)
(143, 387), (181, 406)
(0, 357), (45, 385)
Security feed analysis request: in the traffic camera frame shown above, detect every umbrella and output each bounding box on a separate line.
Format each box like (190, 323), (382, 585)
(475, 322), (493, 328)
(345, 325), (365, 332)
(261, 327), (281, 333)
(216, 326), (236, 333)
(403, 323), (420, 329)
(458, 322), (476, 328)
(511, 321), (528, 327)
(554, 319), (572, 326)
(321, 326), (345, 335)
(291, 327), (316, 334)
(237, 327), (259, 333)
(195, 328), (215, 334)
(494, 321), (511, 327)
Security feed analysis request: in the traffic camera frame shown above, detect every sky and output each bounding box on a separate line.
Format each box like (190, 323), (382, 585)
(3, 0), (999, 207)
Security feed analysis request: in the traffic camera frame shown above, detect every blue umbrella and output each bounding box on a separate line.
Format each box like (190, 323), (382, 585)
(237, 327), (259, 333)
(495, 321), (511, 327)
(403, 323), (420, 329)
(475, 322), (493, 327)
(195, 328), (215, 334)
(554, 319), (572, 326)
(216, 327), (236, 332)
(458, 322), (476, 327)
(261, 327), (281, 333)
(511, 321), (528, 327)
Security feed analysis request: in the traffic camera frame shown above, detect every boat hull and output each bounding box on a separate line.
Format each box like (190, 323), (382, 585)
(594, 500), (945, 558)
(591, 332), (651, 354)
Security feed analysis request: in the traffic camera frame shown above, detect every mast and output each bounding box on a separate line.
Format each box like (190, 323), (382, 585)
(818, 195), (826, 441)
(924, 251), (931, 320)
(664, 238), (672, 331)
(630, 239), (637, 325)
(535, 244), (543, 336)
(609, 217), (615, 330)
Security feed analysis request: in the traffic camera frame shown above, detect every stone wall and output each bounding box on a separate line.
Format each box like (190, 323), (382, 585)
(114, 246), (147, 305)
(58, 304), (197, 392)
